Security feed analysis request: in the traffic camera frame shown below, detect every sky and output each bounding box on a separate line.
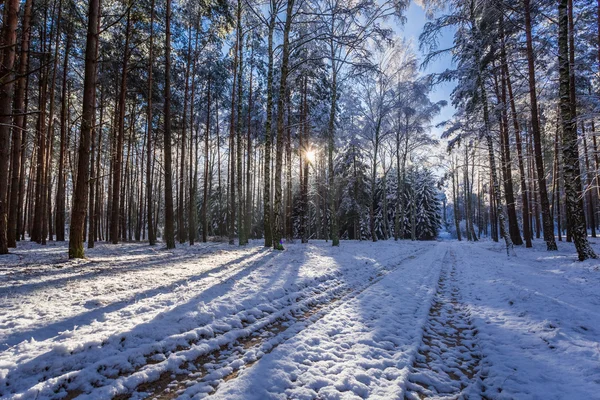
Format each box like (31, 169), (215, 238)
(396, 1), (457, 141)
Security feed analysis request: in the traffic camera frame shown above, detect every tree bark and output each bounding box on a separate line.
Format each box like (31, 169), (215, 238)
(111, 6), (131, 244)
(263, 2), (277, 248)
(0, 0), (20, 253)
(524, 0), (557, 250)
(558, 0), (596, 260)
(69, 0), (100, 258)
(146, 0), (155, 245)
(272, 0), (295, 250)
(163, 0), (175, 249)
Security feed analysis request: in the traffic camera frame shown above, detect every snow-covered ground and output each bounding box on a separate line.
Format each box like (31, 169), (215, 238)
(1, 238), (599, 399)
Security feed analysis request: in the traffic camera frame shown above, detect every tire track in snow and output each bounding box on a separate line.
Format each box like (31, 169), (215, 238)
(105, 248), (427, 400)
(405, 249), (483, 400)
(3, 245), (280, 399)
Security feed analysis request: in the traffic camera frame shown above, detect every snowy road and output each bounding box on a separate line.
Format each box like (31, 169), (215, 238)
(1, 239), (599, 399)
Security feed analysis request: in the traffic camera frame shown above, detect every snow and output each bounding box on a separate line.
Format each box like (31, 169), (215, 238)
(453, 240), (600, 400)
(1, 238), (599, 399)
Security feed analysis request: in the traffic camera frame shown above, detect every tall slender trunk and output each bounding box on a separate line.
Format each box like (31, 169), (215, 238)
(263, 2), (276, 247)
(69, 0), (100, 258)
(327, 47), (339, 246)
(245, 45), (254, 241)
(8, 0), (33, 247)
(301, 77), (309, 243)
(188, 28), (199, 245)
(163, 0), (175, 249)
(481, 79), (512, 254)
(558, 0), (596, 260)
(502, 31), (531, 247)
(452, 160), (461, 241)
(179, 26), (191, 243)
(524, 0), (557, 250)
(146, 0), (155, 245)
(55, 16), (71, 242)
(285, 89), (292, 241)
(496, 60), (523, 245)
(111, 6), (131, 244)
(202, 80), (211, 242)
(228, 3), (240, 245)
(582, 125), (596, 237)
(554, 124), (563, 241)
(0, 0), (20, 253)
(272, 0), (295, 249)
(370, 120), (381, 242)
(236, 2), (246, 246)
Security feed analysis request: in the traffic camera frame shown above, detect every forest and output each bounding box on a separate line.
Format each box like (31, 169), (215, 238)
(1, 0), (600, 398)
(0, 0), (595, 261)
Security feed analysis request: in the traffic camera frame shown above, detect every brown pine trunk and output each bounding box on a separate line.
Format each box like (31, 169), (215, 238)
(285, 89), (292, 241)
(502, 40), (531, 247)
(524, 0), (557, 250)
(236, 6), (246, 246)
(55, 16), (71, 242)
(553, 118), (563, 241)
(0, 0), (20, 253)
(263, 5), (276, 247)
(301, 77), (309, 243)
(31, 22), (49, 245)
(94, 92), (104, 243)
(69, 0), (100, 258)
(273, 0), (295, 250)
(202, 80), (211, 243)
(7, 0), (32, 248)
(582, 125), (596, 237)
(558, 0), (596, 260)
(110, 6), (131, 244)
(179, 26), (192, 244)
(146, 0), (155, 245)
(246, 47), (254, 240)
(163, 0), (175, 249)
(189, 28), (199, 245)
(496, 61), (523, 245)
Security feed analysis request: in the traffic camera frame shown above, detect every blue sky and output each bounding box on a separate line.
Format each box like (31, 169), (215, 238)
(397, 1), (456, 138)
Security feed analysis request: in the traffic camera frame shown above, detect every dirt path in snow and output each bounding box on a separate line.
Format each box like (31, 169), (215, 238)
(96, 250), (425, 400)
(404, 249), (483, 399)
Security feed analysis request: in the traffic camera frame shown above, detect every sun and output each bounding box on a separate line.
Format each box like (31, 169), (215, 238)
(305, 149), (316, 164)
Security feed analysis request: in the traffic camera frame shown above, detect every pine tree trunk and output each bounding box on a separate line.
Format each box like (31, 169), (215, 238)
(163, 0), (175, 249)
(69, 0), (99, 258)
(228, 7), (239, 246)
(524, 0), (557, 250)
(452, 161), (461, 241)
(496, 62), (523, 245)
(301, 77), (309, 243)
(178, 27), (191, 244)
(327, 70), (339, 246)
(146, 0), (155, 245)
(370, 120), (380, 242)
(272, 0), (295, 250)
(202, 80), (211, 243)
(263, 6), (276, 248)
(0, 0), (20, 253)
(558, 0), (596, 260)
(502, 41), (531, 247)
(55, 17), (71, 242)
(189, 28), (199, 245)
(481, 80), (512, 254)
(111, 6), (131, 244)
(245, 47), (254, 241)
(236, 3), (246, 246)
(7, 0), (32, 248)
(582, 125), (596, 237)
